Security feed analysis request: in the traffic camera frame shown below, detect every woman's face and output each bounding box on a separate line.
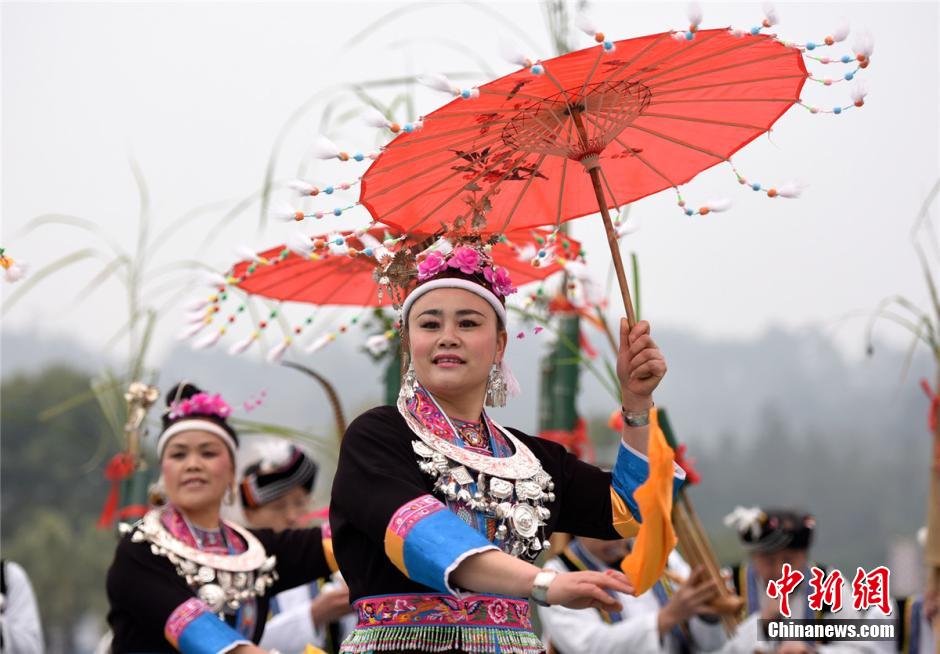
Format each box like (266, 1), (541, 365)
(407, 287), (507, 402)
(243, 485), (311, 533)
(161, 430), (234, 516)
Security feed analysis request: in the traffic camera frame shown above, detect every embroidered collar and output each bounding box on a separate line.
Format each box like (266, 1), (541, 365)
(400, 385), (541, 480)
(161, 505), (243, 555)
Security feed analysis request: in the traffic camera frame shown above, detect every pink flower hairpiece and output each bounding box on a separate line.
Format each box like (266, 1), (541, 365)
(416, 244), (517, 298)
(168, 392), (233, 420)
(417, 251), (448, 280)
(483, 265), (516, 297)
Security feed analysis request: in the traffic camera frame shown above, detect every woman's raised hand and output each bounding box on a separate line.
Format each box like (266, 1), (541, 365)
(617, 319), (666, 408)
(545, 569), (634, 611)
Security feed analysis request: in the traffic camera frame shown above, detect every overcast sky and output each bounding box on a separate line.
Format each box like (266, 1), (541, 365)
(2, 0), (938, 369)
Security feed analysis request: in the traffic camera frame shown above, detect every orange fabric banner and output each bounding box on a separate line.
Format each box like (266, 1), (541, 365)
(619, 409), (678, 595)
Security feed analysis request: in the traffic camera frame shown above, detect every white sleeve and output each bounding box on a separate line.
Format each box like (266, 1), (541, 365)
(688, 615), (729, 652)
(1, 562), (45, 654)
(538, 602), (667, 654)
(712, 613), (775, 654)
(257, 591), (323, 654)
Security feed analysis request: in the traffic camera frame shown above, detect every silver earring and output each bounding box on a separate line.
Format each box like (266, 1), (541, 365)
(149, 477), (168, 507)
(485, 362), (507, 408)
(224, 484), (236, 506)
(400, 360), (418, 402)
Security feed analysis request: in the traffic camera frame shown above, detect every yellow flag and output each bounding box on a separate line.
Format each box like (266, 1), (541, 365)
(620, 409), (678, 595)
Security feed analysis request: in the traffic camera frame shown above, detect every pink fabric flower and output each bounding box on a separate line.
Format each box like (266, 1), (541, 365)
(417, 251), (448, 280)
(448, 246), (481, 275)
(486, 599), (509, 624)
(168, 392), (232, 419)
(483, 265), (516, 297)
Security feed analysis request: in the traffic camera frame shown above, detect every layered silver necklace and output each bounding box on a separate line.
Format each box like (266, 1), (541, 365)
(399, 391), (555, 560)
(123, 509), (277, 616)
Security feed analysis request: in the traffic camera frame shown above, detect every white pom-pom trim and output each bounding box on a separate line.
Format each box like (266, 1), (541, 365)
(266, 339), (290, 363)
(305, 334), (333, 354)
(762, 3), (779, 27)
(4, 262), (27, 282)
(852, 30), (874, 57)
(177, 321), (207, 341)
(850, 80), (868, 104)
(236, 246), (262, 263)
(184, 297), (210, 312)
(363, 106), (392, 129)
(417, 73), (458, 95)
(777, 182), (805, 199)
(202, 271), (229, 287)
(288, 180), (317, 196)
(831, 23), (850, 43)
(498, 39), (531, 68)
(311, 135), (342, 160)
(271, 203), (302, 223)
(687, 2), (703, 27)
(228, 335), (256, 355)
(186, 310), (207, 325)
(705, 198), (732, 212)
(574, 12), (599, 37)
(194, 329), (223, 349)
(287, 233), (314, 256)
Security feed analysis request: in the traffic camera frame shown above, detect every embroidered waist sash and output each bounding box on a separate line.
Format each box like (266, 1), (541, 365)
(341, 593), (544, 654)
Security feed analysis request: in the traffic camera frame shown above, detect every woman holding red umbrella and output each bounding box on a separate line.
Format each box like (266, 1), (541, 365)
(330, 241), (685, 654)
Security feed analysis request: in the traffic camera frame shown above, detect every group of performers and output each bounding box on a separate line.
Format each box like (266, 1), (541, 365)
(97, 241), (936, 654)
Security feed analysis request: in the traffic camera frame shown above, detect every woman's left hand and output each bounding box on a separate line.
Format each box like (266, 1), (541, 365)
(617, 319), (666, 409)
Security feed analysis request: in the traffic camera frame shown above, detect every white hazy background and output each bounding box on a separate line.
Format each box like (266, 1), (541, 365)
(3, 0), (938, 363)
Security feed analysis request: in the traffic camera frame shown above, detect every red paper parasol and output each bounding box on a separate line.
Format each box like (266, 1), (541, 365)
(181, 227), (581, 359)
(355, 18), (870, 322)
(229, 227), (580, 306)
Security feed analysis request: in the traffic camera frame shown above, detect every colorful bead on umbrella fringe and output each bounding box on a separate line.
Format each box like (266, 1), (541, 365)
(177, 230), (580, 363)
(0, 248), (27, 282)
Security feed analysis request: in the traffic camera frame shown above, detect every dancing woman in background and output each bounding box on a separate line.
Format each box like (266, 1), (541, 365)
(106, 383), (334, 654)
(330, 242), (685, 654)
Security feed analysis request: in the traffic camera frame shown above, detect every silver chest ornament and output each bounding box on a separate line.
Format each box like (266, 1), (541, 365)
(124, 510), (278, 616)
(410, 440), (555, 560)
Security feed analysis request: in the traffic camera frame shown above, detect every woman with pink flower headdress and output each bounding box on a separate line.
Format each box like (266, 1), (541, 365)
(105, 382), (336, 654)
(330, 240), (686, 654)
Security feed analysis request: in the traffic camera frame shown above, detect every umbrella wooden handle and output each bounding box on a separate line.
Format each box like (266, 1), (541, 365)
(569, 107), (638, 328)
(587, 165), (638, 329)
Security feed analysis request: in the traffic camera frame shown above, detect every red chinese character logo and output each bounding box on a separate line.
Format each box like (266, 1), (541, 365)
(807, 566), (844, 613)
(766, 563), (805, 617)
(851, 566), (891, 615)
